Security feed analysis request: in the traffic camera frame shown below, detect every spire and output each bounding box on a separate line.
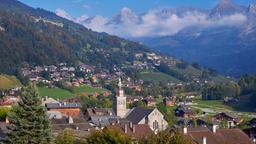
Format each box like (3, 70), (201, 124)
(118, 77), (122, 90)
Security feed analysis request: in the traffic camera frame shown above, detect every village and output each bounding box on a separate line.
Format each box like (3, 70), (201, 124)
(0, 75), (256, 143)
(0, 54), (254, 143)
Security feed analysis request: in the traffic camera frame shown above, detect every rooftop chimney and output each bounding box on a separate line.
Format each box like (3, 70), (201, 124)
(124, 124), (128, 133)
(203, 137), (207, 144)
(68, 116), (74, 124)
(132, 125), (136, 133)
(183, 127), (187, 134)
(129, 122), (133, 129)
(212, 125), (217, 133)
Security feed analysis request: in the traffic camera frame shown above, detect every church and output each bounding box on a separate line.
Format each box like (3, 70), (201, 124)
(86, 78), (168, 132)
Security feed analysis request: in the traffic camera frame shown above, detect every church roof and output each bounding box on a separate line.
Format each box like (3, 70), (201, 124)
(126, 107), (154, 124)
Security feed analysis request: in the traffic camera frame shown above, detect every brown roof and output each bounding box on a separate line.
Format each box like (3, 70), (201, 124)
(187, 128), (253, 144)
(213, 112), (241, 122)
(50, 116), (94, 133)
(105, 123), (152, 139)
(86, 108), (115, 117)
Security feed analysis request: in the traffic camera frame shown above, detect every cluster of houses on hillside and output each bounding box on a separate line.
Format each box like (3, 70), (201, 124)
(132, 52), (178, 70)
(20, 63), (145, 94)
(1, 79), (256, 143)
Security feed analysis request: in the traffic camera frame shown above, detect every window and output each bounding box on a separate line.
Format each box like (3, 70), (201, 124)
(153, 120), (159, 130)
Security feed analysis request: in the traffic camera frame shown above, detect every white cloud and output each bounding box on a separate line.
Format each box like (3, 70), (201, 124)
(76, 15), (89, 23)
(82, 16), (109, 32)
(55, 8), (248, 38)
(55, 9), (74, 21)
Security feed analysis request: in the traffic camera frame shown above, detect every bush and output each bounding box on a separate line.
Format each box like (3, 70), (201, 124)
(0, 106), (10, 121)
(86, 129), (131, 144)
(54, 129), (76, 144)
(139, 130), (193, 144)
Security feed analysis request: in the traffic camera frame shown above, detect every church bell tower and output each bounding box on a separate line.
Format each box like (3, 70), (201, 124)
(113, 78), (127, 118)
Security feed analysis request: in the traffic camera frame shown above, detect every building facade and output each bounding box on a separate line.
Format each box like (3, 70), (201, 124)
(113, 78), (127, 118)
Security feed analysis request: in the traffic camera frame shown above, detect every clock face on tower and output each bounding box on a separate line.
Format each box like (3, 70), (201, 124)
(117, 100), (125, 105)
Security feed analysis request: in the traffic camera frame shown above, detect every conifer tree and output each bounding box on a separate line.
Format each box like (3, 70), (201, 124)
(4, 83), (52, 144)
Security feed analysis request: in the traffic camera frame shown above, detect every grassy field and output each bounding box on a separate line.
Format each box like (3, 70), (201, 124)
(37, 85), (108, 100)
(73, 85), (107, 95)
(191, 99), (256, 116)
(140, 71), (180, 83)
(172, 66), (231, 83)
(0, 74), (21, 90)
(37, 86), (74, 100)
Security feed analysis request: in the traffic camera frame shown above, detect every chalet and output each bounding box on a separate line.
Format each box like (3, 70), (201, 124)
(213, 112), (242, 128)
(224, 97), (239, 105)
(0, 96), (19, 107)
(45, 65), (57, 72)
(184, 92), (198, 99)
(50, 116), (93, 138)
(63, 97), (80, 103)
(27, 74), (41, 82)
(163, 97), (175, 106)
(135, 53), (143, 59)
(41, 97), (58, 106)
(175, 105), (194, 118)
(85, 108), (118, 127)
(126, 107), (168, 131)
(105, 122), (152, 139)
(78, 64), (94, 73)
(183, 126), (253, 144)
(45, 102), (81, 117)
(126, 96), (142, 104)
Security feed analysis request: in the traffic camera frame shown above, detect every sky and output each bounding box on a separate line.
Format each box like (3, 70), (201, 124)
(19, 0), (255, 18)
(18, 0), (255, 38)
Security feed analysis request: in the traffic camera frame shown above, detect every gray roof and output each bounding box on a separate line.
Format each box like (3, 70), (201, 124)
(46, 103), (81, 109)
(86, 108), (115, 117)
(86, 108), (118, 127)
(126, 107), (154, 124)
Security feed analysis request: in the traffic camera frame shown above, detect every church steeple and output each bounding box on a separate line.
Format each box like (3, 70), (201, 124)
(113, 78), (127, 118)
(117, 77), (124, 97)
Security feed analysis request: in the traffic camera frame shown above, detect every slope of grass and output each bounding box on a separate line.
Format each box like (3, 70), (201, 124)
(0, 74), (21, 90)
(73, 85), (107, 95)
(172, 66), (231, 83)
(191, 99), (256, 116)
(140, 72), (180, 83)
(37, 86), (74, 100)
(37, 85), (108, 100)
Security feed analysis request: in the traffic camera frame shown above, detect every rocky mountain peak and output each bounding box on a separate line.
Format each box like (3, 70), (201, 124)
(210, 0), (245, 17)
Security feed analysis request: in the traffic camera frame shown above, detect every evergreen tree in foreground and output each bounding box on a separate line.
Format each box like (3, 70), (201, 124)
(4, 83), (52, 144)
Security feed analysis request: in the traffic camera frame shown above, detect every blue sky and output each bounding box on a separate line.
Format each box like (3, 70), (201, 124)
(19, 0), (255, 17)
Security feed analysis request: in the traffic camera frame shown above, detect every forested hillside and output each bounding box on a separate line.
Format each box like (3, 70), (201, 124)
(0, 0), (150, 74)
(0, 0), (231, 84)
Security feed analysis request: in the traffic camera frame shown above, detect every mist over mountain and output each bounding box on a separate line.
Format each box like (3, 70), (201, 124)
(56, 0), (256, 76)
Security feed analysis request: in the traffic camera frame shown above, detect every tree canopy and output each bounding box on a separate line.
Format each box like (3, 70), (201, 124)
(3, 83), (52, 144)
